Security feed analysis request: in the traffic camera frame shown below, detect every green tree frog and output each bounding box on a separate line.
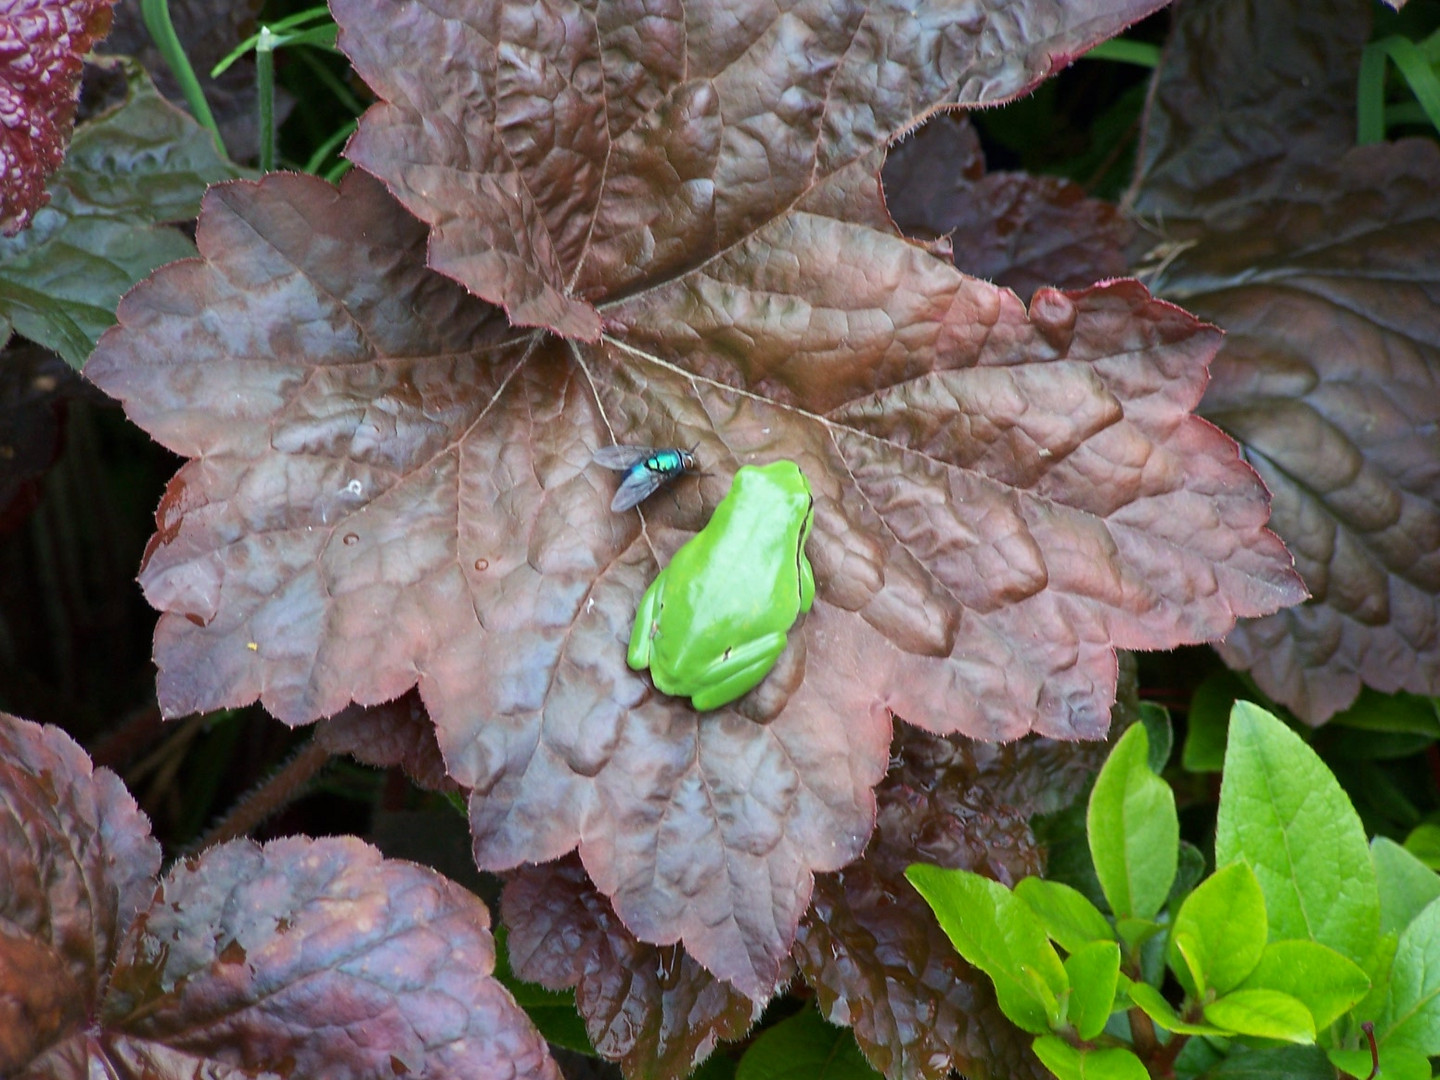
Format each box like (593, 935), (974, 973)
(627, 460), (815, 711)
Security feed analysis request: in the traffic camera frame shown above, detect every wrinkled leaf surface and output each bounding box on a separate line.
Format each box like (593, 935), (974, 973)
(502, 857), (760, 1078)
(0, 0), (116, 235)
(885, 111), (1135, 303)
(336, 0), (1173, 338)
(0, 710), (560, 1080)
(1129, 0), (1440, 721)
(317, 688), (457, 793)
(0, 711), (159, 1072)
(86, 0), (1305, 998)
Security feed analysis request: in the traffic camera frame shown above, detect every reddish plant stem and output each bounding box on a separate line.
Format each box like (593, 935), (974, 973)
(1129, 1003), (1190, 1079)
(1128, 1005), (1161, 1060)
(190, 737), (333, 851)
(88, 703), (165, 771)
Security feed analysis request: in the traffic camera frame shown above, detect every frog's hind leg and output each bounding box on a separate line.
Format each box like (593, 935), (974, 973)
(688, 632), (788, 712)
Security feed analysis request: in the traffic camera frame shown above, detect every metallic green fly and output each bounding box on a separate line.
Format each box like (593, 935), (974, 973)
(594, 445), (700, 512)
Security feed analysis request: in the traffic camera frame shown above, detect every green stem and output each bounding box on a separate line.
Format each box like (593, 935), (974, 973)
(257, 26), (277, 173)
(294, 47), (367, 117)
(211, 4), (333, 76)
(139, 0), (224, 151)
(1357, 39), (1391, 144)
(302, 118), (358, 175)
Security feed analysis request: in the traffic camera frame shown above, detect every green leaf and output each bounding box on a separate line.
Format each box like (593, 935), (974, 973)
(1352, 930), (1399, 1025)
(1182, 672), (1249, 773)
(1172, 1034), (1225, 1075)
(734, 1007), (880, 1080)
(1169, 841), (1207, 911)
(1170, 931), (1207, 998)
(1082, 39), (1162, 68)
(212, 5), (336, 75)
(1357, 37), (1391, 145)
(1015, 878), (1115, 953)
(1136, 928), (1169, 995)
(1378, 896), (1440, 1055)
(1063, 940), (1121, 1041)
(1032, 1036), (1148, 1080)
(1033, 801), (1109, 912)
(1215, 703), (1379, 968)
(694, 1055), (740, 1080)
(1168, 862), (1267, 996)
(906, 864), (1068, 1034)
(1125, 980), (1224, 1036)
(1329, 690), (1440, 737)
(1201, 1045), (1335, 1079)
(1088, 724), (1178, 921)
(0, 60), (241, 368)
(1139, 702), (1174, 773)
(1202, 988), (1315, 1043)
(1376, 36), (1440, 137)
(1402, 823), (1440, 870)
(1115, 916), (1162, 953)
(1373, 837), (1440, 937)
(491, 926), (596, 1056)
(1236, 940), (1370, 1031)
(1323, 727), (1436, 765)
(1329, 1045), (1429, 1080)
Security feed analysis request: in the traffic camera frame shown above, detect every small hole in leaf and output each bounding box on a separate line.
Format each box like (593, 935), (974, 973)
(342, 533), (359, 545)
(474, 558), (489, 571)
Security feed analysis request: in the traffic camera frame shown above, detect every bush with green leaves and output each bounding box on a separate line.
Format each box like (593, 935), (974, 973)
(909, 702), (1440, 1080)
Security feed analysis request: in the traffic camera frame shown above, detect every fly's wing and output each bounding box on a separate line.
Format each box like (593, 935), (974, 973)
(610, 465), (668, 511)
(593, 445), (657, 470)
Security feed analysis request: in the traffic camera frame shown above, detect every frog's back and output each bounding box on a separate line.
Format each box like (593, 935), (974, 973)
(655, 462), (813, 666)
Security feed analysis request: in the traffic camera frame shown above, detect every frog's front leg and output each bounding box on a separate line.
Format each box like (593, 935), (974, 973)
(688, 631), (789, 712)
(627, 575), (665, 671)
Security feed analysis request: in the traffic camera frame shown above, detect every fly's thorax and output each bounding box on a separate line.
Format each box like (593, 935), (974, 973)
(646, 449), (686, 473)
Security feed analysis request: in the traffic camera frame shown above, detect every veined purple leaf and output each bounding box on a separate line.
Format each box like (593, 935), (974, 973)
(885, 111), (1136, 302)
(503, 857), (760, 1078)
(335, 0), (1172, 338)
(0, 712), (159, 1072)
(0, 710), (560, 1080)
(1129, 0), (1440, 721)
(86, 0), (1303, 998)
(318, 689), (458, 794)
